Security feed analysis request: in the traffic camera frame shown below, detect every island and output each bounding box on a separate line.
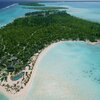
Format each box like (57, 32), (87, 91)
(22, 6), (68, 11)
(0, 10), (100, 94)
(20, 2), (68, 10)
(19, 2), (45, 6)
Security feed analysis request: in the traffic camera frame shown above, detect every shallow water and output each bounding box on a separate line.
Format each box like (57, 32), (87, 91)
(25, 41), (100, 100)
(0, 3), (37, 28)
(41, 2), (100, 23)
(0, 2), (100, 100)
(0, 2), (100, 28)
(0, 93), (9, 100)
(1, 42), (100, 100)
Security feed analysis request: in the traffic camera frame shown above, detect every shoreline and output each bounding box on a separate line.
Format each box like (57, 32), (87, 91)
(0, 3), (18, 11)
(0, 40), (100, 99)
(0, 52), (40, 99)
(0, 41), (62, 99)
(87, 40), (100, 45)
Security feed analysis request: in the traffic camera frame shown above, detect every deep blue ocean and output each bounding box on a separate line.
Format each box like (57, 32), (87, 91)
(0, 1), (100, 100)
(0, 1), (16, 9)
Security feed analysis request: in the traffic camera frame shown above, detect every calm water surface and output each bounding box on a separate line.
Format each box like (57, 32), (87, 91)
(0, 3), (37, 28)
(0, 2), (100, 28)
(25, 41), (100, 100)
(0, 2), (100, 100)
(41, 2), (100, 23)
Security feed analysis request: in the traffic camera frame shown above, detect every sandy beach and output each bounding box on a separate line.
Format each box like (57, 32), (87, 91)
(0, 40), (100, 100)
(0, 41), (63, 100)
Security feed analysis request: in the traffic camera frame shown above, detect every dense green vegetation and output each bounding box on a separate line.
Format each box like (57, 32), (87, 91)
(22, 6), (67, 11)
(19, 2), (45, 6)
(0, 10), (100, 74)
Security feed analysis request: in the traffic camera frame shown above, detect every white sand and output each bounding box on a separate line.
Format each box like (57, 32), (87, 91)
(0, 40), (99, 100)
(0, 41), (64, 100)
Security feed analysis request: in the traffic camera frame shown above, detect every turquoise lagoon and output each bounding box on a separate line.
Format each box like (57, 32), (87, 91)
(0, 2), (100, 100)
(0, 3), (37, 28)
(4, 41), (100, 100)
(0, 2), (100, 28)
(0, 94), (9, 100)
(41, 2), (100, 23)
(25, 41), (100, 100)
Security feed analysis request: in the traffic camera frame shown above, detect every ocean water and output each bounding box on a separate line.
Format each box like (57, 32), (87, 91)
(1, 42), (100, 100)
(41, 2), (100, 23)
(26, 41), (100, 100)
(0, 93), (9, 100)
(0, 2), (100, 28)
(5, 41), (100, 100)
(0, 3), (37, 28)
(0, 1), (16, 9)
(0, 2), (100, 100)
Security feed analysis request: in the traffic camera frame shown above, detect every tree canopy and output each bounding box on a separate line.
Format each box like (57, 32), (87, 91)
(0, 10), (100, 73)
